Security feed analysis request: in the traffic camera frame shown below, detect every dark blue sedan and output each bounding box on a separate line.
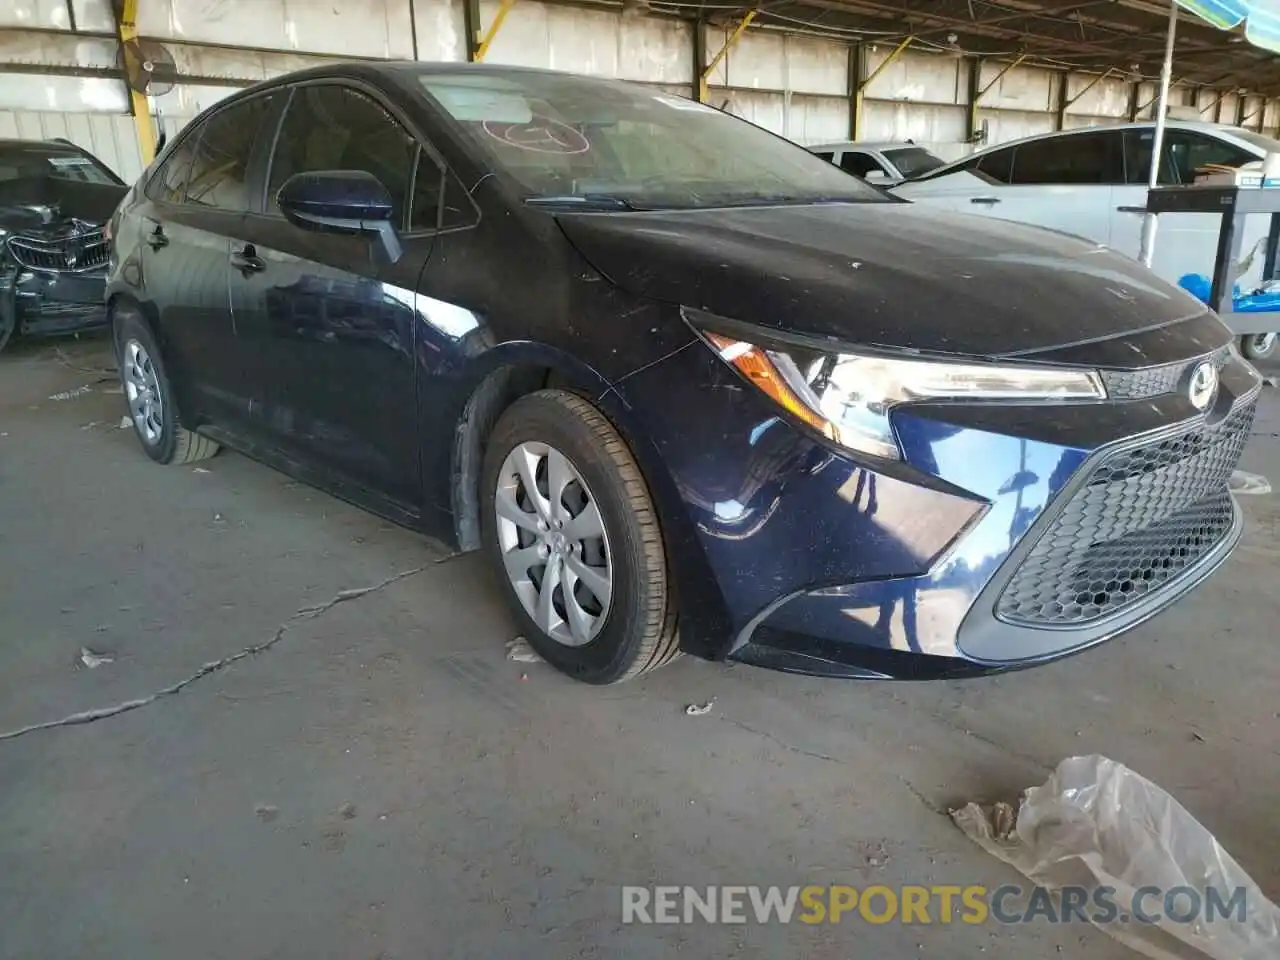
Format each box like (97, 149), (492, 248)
(105, 62), (1262, 683)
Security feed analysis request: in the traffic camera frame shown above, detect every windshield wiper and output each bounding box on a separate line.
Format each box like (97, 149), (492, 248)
(525, 194), (642, 211)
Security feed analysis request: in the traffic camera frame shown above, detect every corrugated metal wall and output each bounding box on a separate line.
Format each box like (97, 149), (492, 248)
(1, 0), (1278, 182)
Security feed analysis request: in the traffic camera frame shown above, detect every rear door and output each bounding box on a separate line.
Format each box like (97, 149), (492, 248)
(228, 82), (438, 509)
(134, 92), (281, 427)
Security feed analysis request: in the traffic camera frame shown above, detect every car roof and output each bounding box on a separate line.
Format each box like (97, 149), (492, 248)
(807, 141), (921, 152)
(0, 138), (84, 150)
(928, 119), (1268, 174)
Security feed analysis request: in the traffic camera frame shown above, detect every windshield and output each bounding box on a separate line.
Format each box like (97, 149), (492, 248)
(417, 71), (887, 209)
(883, 146), (944, 179)
(0, 145), (119, 185)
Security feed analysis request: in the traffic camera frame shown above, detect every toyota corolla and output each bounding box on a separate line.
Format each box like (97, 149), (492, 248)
(105, 63), (1261, 683)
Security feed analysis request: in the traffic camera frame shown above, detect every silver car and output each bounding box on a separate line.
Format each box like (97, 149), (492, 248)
(807, 140), (945, 184)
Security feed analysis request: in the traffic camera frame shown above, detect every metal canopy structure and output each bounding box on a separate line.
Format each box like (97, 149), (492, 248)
(679, 0), (1280, 94)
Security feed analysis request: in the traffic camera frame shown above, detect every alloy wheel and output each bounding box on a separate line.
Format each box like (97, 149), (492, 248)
(122, 339), (164, 445)
(494, 441), (613, 647)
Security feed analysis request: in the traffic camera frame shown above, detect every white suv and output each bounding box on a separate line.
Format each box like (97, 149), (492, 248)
(891, 120), (1280, 358)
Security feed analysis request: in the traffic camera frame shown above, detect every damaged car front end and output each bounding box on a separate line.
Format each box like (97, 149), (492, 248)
(0, 139), (126, 351)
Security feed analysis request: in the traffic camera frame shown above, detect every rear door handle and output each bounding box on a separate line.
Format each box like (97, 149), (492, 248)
(970, 197), (1000, 205)
(146, 225), (168, 249)
(229, 246), (265, 274)
(1116, 205), (1148, 213)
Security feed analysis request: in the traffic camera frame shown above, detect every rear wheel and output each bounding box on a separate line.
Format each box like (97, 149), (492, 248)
(114, 311), (219, 465)
(481, 389), (679, 684)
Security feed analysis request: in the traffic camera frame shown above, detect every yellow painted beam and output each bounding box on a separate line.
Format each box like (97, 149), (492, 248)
(473, 0), (516, 62)
(975, 53), (1027, 103)
(852, 35), (911, 142)
(116, 0), (157, 166)
(699, 10), (757, 104)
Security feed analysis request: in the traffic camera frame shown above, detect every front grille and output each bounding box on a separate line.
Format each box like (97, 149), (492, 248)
(1101, 346), (1230, 401)
(996, 397), (1255, 626)
(7, 232), (109, 272)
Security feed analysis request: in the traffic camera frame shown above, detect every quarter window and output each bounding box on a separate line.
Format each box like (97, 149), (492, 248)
(267, 84), (418, 230)
(184, 94), (277, 210)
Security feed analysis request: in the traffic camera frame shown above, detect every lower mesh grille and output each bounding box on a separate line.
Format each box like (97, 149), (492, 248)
(996, 398), (1255, 626)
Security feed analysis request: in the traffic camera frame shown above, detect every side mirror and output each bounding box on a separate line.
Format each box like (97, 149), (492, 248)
(863, 169), (890, 183)
(277, 170), (402, 264)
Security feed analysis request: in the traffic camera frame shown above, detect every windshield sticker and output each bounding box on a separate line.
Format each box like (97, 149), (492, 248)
(46, 156), (93, 167)
(653, 94), (718, 113)
(481, 118), (590, 155)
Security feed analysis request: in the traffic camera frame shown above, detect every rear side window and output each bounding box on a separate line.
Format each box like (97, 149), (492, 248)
(1164, 130), (1256, 184)
(1122, 129), (1177, 185)
(184, 94), (278, 210)
(811, 151), (835, 162)
(839, 152), (885, 177)
(267, 84), (418, 231)
(1009, 132), (1120, 185)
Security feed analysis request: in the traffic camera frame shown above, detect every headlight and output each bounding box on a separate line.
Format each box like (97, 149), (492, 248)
(686, 310), (1106, 460)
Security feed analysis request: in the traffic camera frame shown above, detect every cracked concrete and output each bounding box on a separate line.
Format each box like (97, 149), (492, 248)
(0, 565), (430, 742)
(2, 335), (1278, 960)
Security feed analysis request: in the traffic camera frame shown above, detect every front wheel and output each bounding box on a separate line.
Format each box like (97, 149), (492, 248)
(480, 389), (679, 684)
(1240, 332), (1277, 361)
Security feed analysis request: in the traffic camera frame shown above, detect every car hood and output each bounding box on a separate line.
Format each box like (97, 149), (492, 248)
(556, 202), (1215, 360)
(0, 177), (126, 233)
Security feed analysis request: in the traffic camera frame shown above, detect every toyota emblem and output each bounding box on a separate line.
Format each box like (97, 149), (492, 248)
(1188, 360), (1218, 412)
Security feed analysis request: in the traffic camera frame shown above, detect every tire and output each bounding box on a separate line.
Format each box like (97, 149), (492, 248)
(114, 310), (219, 465)
(1240, 332), (1277, 361)
(481, 389), (679, 684)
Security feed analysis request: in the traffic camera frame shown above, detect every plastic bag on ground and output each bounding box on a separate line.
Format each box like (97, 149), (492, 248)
(952, 755), (1280, 959)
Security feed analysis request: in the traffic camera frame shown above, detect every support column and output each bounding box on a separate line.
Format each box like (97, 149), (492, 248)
(852, 36), (910, 144)
(700, 10), (756, 105)
(113, 0), (157, 168)
(473, 0), (516, 63)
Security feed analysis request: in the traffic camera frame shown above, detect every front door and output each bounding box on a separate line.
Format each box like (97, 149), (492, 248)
(229, 82), (442, 510)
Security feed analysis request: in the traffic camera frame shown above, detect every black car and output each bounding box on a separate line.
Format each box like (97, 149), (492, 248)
(0, 138), (125, 352)
(106, 63), (1259, 685)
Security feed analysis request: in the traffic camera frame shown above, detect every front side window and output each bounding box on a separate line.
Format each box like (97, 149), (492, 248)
(267, 84), (417, 230)
(184, 94), (277, 210)
(0, 145), (119, 185)
(416, 72), (886, 209)
(1009, 132), (1120, 185)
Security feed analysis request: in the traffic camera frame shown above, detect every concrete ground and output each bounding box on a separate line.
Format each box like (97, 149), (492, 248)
(1, 332), (1277, 960)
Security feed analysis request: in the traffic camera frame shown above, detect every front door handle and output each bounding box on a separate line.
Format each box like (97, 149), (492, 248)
(146, 225), (168, 249)
(229, 246), (265, 274)
(970, 197), (1001, 205)
(1116, 205), (1148, 214)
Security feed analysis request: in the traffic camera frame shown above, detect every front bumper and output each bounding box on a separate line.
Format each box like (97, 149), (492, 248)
(5, 264), (108, 336)
(618, 329), (1261, 679)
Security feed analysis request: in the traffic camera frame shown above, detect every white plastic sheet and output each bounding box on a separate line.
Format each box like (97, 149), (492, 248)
(952, 755), (1280, 959)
